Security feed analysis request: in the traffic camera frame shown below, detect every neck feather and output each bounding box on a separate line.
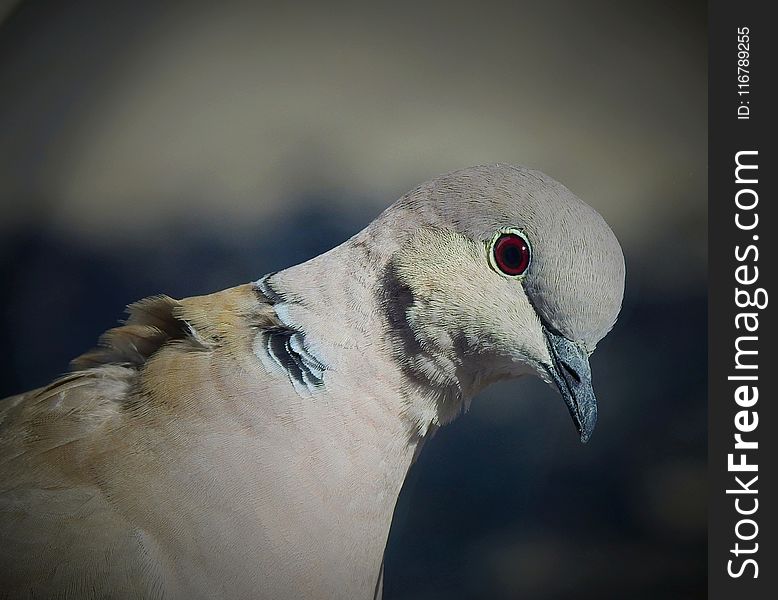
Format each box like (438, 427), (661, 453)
(256, 206), (471, 437)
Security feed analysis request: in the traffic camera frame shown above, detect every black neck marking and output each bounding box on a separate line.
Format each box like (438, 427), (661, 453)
(255, 273), (327, 392)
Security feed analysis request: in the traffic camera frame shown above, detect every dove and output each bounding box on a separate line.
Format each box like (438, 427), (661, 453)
(0, 164), (625, 599)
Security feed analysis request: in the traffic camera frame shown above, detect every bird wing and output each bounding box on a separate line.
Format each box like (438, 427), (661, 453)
(0, 284), (278, 598)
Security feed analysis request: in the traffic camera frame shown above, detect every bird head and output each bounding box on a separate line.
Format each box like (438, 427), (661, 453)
(383, 164), (625, 442)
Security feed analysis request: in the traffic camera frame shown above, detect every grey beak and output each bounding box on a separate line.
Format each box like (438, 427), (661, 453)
(542, 328), (597, 443)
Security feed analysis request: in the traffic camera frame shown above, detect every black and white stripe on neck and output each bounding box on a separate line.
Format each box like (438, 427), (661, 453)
(254, 274), (327, 394)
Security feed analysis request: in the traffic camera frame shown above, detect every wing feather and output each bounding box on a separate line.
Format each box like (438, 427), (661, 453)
(0, 283), (275, 598)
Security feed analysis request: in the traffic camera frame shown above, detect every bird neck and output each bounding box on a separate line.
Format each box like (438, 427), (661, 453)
(263, 206), (481, 439)
(242, 211), (490, 593)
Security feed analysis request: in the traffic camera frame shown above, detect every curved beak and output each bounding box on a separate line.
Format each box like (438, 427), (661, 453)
(542, 327), (597, 443)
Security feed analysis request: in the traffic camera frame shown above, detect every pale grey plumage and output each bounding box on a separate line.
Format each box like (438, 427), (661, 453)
(0, 164), (625, 599)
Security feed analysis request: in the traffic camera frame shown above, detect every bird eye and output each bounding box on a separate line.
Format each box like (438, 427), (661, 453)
(489, 230), (531, 277)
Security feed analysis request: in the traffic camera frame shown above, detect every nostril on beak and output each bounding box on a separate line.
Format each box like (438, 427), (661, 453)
(560, 360), (581, 384)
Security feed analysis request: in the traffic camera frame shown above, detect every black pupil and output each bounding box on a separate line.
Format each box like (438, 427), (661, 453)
(502, 243), (522, 267)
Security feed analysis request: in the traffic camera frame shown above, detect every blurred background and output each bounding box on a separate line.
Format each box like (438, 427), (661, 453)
(0, 1), (706, 598)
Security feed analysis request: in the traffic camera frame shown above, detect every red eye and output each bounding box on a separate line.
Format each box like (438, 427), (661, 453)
(492, 232), (531, 276)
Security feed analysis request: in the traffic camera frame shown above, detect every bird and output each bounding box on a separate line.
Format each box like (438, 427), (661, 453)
(0, 164), (625, 599)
